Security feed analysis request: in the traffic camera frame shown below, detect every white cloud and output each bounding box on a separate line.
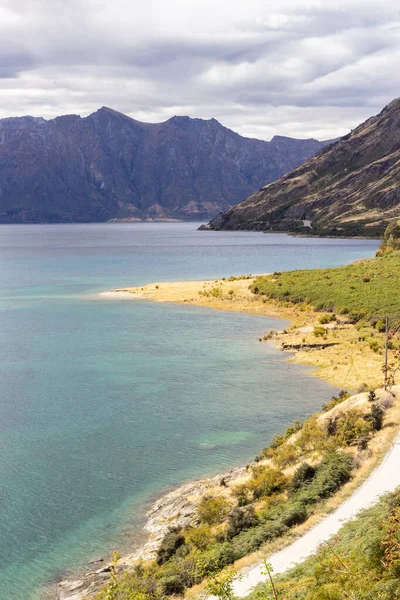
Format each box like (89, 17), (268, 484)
(0, 0), (399, 139)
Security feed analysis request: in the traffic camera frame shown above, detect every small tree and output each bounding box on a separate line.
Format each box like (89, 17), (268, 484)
(197, 496), (230, 525)
(260, 561), (279, 600)
(204, 566), (242, 600)
(364, 403), (384, 432)
(105, 551), (120, 600)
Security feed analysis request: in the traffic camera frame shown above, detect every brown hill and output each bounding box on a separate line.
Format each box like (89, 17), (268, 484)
(204, 99), (400, 236)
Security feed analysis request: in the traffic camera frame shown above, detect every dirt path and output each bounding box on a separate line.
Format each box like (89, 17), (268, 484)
(233, 416), (400, 596)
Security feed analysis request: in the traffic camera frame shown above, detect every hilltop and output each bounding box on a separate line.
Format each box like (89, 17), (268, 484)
(204, 98), (400, 237)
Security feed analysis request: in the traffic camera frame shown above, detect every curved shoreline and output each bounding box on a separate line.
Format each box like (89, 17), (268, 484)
(58, 278), (395, 599)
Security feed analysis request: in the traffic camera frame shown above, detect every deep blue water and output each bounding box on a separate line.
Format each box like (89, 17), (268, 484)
(0, 223), (379, 598)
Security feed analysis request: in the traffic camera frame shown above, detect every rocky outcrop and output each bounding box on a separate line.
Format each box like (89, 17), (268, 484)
(0, 109), (328, 223)
(56, 465), (246, 600)
(204, 98), (400, 236)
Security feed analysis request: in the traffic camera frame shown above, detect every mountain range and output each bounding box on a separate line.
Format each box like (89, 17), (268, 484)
(0, 108), (328, 223)
(204, 98), (400, 236)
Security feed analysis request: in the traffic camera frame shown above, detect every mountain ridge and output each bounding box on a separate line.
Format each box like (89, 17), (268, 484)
(0, 108), (329, 223)
(203, 98), (400, 237)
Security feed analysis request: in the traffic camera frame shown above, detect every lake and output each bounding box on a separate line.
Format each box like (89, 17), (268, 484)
(0, 223), (379, 598)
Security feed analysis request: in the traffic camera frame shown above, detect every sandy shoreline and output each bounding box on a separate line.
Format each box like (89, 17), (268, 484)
(101, 276), (385, 390)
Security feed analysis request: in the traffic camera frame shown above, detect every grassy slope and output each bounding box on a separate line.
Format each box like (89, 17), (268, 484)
(246, 489), (400, 600)
(251, 251), (400, 320)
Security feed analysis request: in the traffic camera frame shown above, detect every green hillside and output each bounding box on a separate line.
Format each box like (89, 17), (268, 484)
(251, 251), (400, 321)
(246, 489), (400, 600)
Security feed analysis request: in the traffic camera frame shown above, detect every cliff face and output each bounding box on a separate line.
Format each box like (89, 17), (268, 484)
(205, 99), (400, 236)
(0, 108), (327, 223)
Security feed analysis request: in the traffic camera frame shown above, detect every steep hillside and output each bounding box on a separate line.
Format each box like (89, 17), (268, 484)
(204, 99), (400, 236)
(0, 108), (327, 223)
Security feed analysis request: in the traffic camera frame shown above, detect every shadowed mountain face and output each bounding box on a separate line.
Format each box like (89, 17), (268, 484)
(205, 99), (400, 237)
(0, 108), (328, 223)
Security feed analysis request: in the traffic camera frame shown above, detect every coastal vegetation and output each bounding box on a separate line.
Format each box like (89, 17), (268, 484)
(250, 251), (400, 321)
(245, 489), (400, 600)
(97, 230), (400, 600)
(95, 387), (399, 600)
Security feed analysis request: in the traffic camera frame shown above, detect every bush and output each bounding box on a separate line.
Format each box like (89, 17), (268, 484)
(323, 390), (349, 412)
(226, 505), (259, 539)
(231, 521), (287, 556)
(335, 408), (373, 446)
(369, 340), (380, 353)
(198, 542), (237, 575)
(290, 463), (317, 493)
(278, 501), (309, 527)
(319, 314), (336, 324)
(248, 465), (288, 499)
(263, 419), (303, 454)
(364, 403), (384, 432)
(197, 496), (230, 525)
(305, 453), (353, 500)
(158, 574), (185, 596)
(313, 326), (326, 337)
(157, 529), (185, 565)
(294, 416), (326, 453)
(272, 444), (299, 468)
(185, 525), (214, 550)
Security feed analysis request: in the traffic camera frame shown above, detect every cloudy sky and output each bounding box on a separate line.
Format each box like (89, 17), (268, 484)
(0, 0), (399, 140)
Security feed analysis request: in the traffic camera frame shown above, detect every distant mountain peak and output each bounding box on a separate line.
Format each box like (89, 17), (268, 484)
(0, 106), (329, 224)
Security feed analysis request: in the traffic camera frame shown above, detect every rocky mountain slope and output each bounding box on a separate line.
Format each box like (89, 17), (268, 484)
(204, 98), (400, 236)
(0, 108), (327, 223)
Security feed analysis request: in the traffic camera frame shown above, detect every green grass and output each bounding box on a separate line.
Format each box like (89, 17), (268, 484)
(246, 489), (400, 600)
(251, 251), (400, 320)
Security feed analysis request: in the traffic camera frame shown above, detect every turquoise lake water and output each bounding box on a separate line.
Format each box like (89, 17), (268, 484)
(0, 223), (379, 598)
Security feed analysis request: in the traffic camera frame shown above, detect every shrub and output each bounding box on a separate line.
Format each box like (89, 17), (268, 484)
(158, 574), (185, 595)
(290, 463), (317, 493)
(327, 416), (339, 437)
(319, 314), (336, 324)
(313, 326), (326, 337)
(305, 453), (353, 500)
(323, 390), (349, 412)
(248, 465), (288, 499)
(364, 403), (384, 432)
(197, 496), (230, 525)
(335, 408), (372, 446)
(185, 525), (214, 550)
(295, 417), (326, 453)
(209, 286), (224, 299)
(263, 420), (303, 457)
(375, 319), (387, 333)
(226, 506), (259, 539)
(369, 340), (380, 353)
(231, 521), (287, 556)
(198, 542), (237, 575)
(278, 501), (309, 527)
(157, 529), (185, 565)
(272, 444), (299, 469)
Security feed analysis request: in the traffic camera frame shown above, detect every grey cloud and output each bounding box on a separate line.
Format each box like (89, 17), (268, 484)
(0, 0), (399, 139)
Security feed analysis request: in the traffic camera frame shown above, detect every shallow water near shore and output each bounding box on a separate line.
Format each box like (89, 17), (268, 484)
(0, 223), (379, 599)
